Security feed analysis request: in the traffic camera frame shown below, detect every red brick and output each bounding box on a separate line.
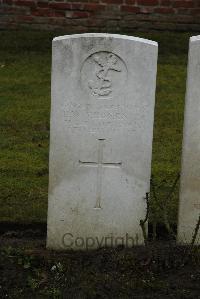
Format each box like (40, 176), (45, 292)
(1, 7), (20, 13)
(66, 11), (90, 18)
(178, 8), (193, 14)
(14, 0), (36, 7)
(137, 0), (159, 5)
(37, 1), (49, 8)
(83, 4), (106, 11)
(191, 8), (200, 15)
(125, 0), (136, 4)
(1, 0), (200, 32)
(173, 1), (194, 8)
(121, 5), (140, 12)
(101, 0), (123, 3)
(160, 0), (171, 5)
(49, 2), (71, 10)
(31, 8), (65, 17)
(140, 6), (154, 13)
(16, 15), (34, 21)
(70, 3), (84, 10)
(69, 0), (95, 2)
(154, 7), (175, 14)
(2, 0), (13, 4)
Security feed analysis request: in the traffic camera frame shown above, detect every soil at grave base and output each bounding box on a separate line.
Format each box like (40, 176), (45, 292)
(0, 231), (199, 299)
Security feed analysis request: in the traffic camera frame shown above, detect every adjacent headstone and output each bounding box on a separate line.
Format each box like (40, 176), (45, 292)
(47, 33), (158, 250)
(178, 36), (200, 244)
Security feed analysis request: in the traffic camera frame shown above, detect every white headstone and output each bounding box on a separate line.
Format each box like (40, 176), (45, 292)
(178, 36), (200, 244)
(47, 33), (158, 250)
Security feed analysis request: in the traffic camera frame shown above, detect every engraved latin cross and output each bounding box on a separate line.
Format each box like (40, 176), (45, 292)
(79, 139), (122, 209)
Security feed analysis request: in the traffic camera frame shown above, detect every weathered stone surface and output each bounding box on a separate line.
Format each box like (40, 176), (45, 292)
(178, 36), (200, 245)
(47, 33), (158, 250)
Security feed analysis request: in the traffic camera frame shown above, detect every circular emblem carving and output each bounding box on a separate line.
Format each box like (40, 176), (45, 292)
(81, 51), (127, 99)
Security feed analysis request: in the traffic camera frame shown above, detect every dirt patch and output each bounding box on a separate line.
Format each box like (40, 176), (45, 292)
(0, 230), (199, 299)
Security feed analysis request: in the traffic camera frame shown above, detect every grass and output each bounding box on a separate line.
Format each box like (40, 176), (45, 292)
(0, 29), (193, 224)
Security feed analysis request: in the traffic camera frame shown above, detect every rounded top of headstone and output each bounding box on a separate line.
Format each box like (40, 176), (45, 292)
(190, 35), (200, 43)
(53, 33), (158, 47)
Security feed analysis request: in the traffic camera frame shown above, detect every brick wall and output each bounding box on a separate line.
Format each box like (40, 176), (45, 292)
(1, 0), (200, 32)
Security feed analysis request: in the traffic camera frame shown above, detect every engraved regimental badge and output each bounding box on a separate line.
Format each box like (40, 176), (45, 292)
(81, 51), (127, 99)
